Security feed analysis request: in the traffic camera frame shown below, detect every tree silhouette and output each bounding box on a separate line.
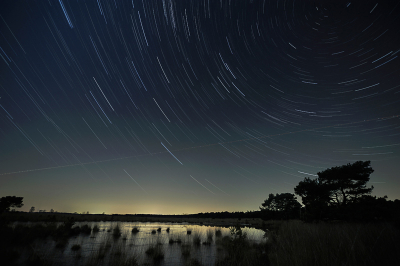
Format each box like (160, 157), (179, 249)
(0, 196), (24, 213)
(260, 193), (301, 219)
(294, 161), (374, 220)
(318, 161), (374, 206)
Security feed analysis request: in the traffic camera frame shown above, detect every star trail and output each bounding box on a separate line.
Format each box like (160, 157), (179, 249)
(0, 0), (399, 214)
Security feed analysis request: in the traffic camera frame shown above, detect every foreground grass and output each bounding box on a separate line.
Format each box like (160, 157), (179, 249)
(266, 220), (400, 266)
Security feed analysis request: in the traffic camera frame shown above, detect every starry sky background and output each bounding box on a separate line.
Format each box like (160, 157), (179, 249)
(1, 0), (399, 215)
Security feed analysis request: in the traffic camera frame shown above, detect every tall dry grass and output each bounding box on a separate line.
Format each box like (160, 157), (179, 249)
(267, 220), (400, 266)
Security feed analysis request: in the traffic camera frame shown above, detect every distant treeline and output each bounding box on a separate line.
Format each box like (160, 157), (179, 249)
(0, 210), (264, 223)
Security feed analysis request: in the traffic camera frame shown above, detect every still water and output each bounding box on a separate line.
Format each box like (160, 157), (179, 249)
(16, 221), (266, 266)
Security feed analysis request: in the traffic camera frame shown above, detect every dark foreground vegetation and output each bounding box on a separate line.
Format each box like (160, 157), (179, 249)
(1, 161), (400, 265)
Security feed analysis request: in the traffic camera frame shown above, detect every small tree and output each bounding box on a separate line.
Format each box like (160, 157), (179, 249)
(29, 206), (35, 212)
(260, 193), (301, 219)
(0, 196), (24, 213)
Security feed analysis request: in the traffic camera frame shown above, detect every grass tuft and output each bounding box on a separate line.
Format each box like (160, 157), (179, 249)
(145, 244), (164, 262)
(80, 224), (91, 234)
(112, 223), (122, 238)
(92, 224), (100, 233)
(192, 231), (201, 246)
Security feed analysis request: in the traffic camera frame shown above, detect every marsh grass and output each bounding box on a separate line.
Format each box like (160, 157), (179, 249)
(145, 243), (164, 262)
(215, 225), (269, 266)
(81, 224), (92, 235)
(93, 236), (113, 262)
(192, 231), (202, 246)
(181, 243), (191, 258)
(71, 244), (81, 251)
(27, 249), (53, 266)
(92, 224), (100, 233)
(54, 238), (68, 249)
(85, 234), (139, 266)
(187, 258), (203, 266)
(267, 220), (400, 266)
(215, 228), (222, 237)
(202, 228), (213, 245)
(112, 223), (122, 238)
(168, 233), (181, 244)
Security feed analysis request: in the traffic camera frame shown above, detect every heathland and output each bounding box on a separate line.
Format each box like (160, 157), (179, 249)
(1, 212), (399, 266)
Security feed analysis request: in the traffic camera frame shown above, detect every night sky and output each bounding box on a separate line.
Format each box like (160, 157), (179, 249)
(1, 0), (399, 215)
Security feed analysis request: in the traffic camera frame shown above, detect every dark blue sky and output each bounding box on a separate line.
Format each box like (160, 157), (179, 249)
(1, 0), (399, 214)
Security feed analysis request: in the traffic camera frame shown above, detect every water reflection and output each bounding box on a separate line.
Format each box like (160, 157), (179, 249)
(14, 221), (266, 266)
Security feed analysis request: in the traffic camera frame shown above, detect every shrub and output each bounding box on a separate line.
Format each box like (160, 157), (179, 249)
(131, 227), (139, 234)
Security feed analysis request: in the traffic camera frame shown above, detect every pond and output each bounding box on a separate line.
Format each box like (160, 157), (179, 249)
(12, 221), (268, 266)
